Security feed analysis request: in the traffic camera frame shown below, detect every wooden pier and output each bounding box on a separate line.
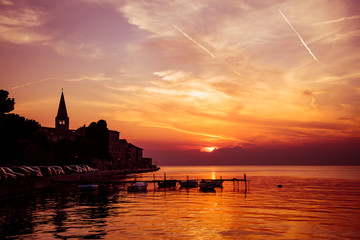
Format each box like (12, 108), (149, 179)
(52, 172), (250, 191)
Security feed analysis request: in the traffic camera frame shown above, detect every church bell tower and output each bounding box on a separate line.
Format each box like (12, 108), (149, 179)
(55, 89), (69, 130)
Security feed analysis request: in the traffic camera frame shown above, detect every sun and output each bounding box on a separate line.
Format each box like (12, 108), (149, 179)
(201, 147), (218, 152)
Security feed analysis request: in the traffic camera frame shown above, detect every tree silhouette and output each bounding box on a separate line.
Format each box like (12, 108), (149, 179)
(0, 89), (50, 165)
(0, 89), (15, 114)
(86, 120), (110, 160)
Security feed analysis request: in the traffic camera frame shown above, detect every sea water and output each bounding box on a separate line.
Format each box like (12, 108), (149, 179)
(1, 166), (360, 239)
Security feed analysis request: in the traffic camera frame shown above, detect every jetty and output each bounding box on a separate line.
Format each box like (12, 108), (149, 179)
(51, 172), (250, 192)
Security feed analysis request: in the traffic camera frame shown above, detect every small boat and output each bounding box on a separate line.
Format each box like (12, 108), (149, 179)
(199, 180), (216, 191)
(158, 180), (177, 188)
(127, 182), (148, 192)
(179, 179), (198, 188)
(199, 180), (215, 189)
(78, 184), (98, 190)
(157, 172), (177, 188)
(212, 180), (224, 187)
(199, 179), (223, 191)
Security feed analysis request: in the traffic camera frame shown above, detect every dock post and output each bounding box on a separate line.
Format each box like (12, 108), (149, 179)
(153, 174), (156, 190)
(244, 173), (247, 192)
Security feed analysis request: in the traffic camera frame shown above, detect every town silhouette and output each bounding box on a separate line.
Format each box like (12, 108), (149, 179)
(0, 89), (153, 170)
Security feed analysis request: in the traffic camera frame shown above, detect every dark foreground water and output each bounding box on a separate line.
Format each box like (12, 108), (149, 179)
(1, 166), (360, 239)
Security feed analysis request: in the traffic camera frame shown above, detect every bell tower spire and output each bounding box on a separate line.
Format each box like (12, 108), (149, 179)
(55, 89), (69, 130)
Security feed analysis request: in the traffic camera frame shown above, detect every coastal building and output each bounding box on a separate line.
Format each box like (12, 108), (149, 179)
(55, 90), (69, 130)
(128, 143), (142, 169)
(108, 130), (128, 169)
(41, 90), (152, 169)
(108, 131), (151, 169)
(127, 143), (152, 169)
(109, 130), (121, 160)
(41, 90), (77, 142)
(119, 139), (130, 168)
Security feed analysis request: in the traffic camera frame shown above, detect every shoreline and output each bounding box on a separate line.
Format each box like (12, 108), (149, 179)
(0, 167), (160, 200)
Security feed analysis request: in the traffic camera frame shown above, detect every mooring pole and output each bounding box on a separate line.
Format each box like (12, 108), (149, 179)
(244, 173), (247, 192)
(153, 173), (156, 189)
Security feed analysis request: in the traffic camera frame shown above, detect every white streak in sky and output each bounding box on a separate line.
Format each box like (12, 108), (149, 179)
(141, 0), (150, 7)
(313, 15), (360, 25)
(279, 9), (318, 62)
(11, 78), (54, 90)
(172, 24), (216, 58)
(141, 0), (215, 59)
(142, 123), (244, 142)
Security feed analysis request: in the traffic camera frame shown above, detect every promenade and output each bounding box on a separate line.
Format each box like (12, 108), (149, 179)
(0, 167), (160, 199)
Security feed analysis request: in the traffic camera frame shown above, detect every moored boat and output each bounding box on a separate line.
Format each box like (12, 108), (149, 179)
(158, 180), (177, 188)
(199, 179), (223, 191)
(199, 180), (215, 191)
(179, 179), (198, 188)
(127, 182), (148, 192)
(212, 180), (224, 187)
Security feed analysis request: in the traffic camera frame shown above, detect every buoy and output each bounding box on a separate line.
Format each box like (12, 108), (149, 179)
(277, 184), (283, 188)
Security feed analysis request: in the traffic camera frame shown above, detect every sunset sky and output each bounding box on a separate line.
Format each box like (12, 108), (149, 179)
(1, 0), (359, 161)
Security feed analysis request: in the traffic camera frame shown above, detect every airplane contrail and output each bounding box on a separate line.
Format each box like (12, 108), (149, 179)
(11, 78), (54, 90)
(143, 123), (246, 142)
(313, 15), (360, 25)
(141, 0), (150, 7)
(279, 9), (318, 62)
(141, 0), (215, 59)
(172, 24), (216, 58)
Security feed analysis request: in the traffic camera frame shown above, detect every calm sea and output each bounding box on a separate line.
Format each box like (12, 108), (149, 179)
(1, 166), (360, 239)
